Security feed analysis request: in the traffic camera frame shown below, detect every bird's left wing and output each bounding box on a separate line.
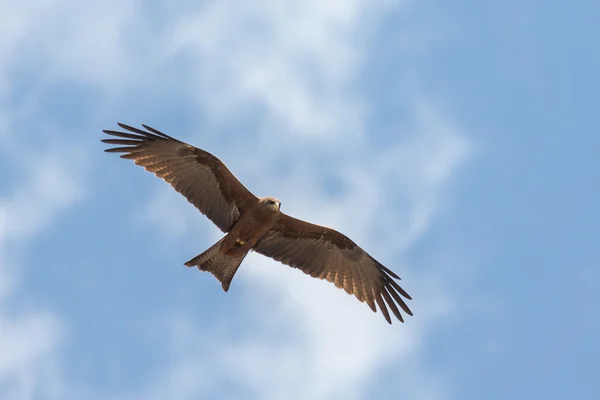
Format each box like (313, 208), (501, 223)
(253, 213), (413, 324)
(102, 123), (258, 232)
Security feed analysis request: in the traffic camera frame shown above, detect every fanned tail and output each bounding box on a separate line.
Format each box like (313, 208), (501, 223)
(184, 238), (248, 291)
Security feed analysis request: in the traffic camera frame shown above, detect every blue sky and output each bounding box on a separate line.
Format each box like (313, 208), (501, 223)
(0, 0), (598, 399)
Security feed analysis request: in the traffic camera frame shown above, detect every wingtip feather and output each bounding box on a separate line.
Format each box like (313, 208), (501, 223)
(117, 122), (134, 130)
(375, 295), (391, 324)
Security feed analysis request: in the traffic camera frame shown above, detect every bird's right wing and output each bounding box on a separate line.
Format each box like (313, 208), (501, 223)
(102, 123), (257, 232)
(254, 213), (412, 324)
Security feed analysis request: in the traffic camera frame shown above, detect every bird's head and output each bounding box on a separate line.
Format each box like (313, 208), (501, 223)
(260, 196), (281, 211)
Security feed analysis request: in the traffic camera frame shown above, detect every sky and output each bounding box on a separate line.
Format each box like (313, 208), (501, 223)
(0, 0), (598, 399)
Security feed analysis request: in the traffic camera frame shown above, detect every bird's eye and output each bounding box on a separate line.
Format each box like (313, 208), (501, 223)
(268, 200), (274, 205)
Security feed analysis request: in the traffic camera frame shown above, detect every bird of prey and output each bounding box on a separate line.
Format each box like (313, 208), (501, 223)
(102, 123), (413, 324)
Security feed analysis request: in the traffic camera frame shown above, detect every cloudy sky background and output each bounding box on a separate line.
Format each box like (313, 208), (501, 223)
(1, 0), (598, 399)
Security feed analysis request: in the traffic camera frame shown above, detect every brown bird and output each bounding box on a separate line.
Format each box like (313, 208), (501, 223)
(102, 123), (413, 324)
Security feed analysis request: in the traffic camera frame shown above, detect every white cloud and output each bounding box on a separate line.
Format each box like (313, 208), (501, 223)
(170, 0), (393, 140)
(0, 137), (86, 399)
(372, 97), (471, 253)
(0, 0), (137, 102)
(143, 186), (201, 240)
(0, 157), (84, 243)
(0, 311), (62, 400)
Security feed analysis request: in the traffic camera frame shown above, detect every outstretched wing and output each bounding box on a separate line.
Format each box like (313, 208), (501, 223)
(102, 123), (257, 232)
(254, 213), (413, 324)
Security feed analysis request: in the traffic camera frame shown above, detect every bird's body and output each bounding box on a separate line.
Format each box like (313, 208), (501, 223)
(102, 123), (413, 324)
(220, 196), (281, 256)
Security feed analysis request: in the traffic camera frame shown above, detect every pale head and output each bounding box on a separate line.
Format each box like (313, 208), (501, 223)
(259, 196), (281, 211)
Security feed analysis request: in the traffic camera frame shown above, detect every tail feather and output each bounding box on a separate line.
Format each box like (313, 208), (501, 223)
(184, 238), (248, 292)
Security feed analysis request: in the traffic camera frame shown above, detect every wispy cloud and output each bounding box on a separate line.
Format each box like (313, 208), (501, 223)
(0, 0), (137, 91)
(0, 157), (84, 243)
(0, 149), (85, 399)
(169, 0), (388, 140)
(0, 311), (62, 400)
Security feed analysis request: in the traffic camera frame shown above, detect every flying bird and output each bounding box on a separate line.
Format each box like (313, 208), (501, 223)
(102, 123), (413, 324)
